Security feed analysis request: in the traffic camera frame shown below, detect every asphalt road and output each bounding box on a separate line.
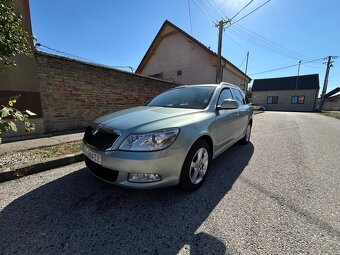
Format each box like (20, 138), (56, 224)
(0, 112), (339, 255)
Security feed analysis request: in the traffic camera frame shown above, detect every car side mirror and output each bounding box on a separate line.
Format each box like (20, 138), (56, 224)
(217, 99), (239, 110)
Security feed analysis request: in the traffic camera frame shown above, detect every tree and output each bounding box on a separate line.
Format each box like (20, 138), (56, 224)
(0, 0), (32, 66)
(0, 0), (35, 143)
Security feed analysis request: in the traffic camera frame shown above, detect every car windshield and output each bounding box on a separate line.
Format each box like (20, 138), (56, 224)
(147, 86), (216, 109)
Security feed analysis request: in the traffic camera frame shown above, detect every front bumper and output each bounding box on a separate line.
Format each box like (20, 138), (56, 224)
(83, 143), (187, 189)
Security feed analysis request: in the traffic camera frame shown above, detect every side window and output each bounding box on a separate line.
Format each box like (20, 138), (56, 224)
(217, 88), (233, 105)
(239, 90), (247, 104)
(231, 88), (245, 105)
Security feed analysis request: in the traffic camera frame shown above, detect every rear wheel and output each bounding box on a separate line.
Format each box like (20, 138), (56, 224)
(179, 140), (211, 191)
(241, 122), (252, 144)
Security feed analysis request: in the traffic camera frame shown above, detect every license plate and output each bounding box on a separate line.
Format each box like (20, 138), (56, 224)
(84, 146), (101, 165)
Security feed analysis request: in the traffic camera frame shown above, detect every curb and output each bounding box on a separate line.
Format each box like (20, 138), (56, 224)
(0, 152), (84, 183)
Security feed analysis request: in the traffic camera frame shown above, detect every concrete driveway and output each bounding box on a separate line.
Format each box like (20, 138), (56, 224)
(0, 112), (339, 254)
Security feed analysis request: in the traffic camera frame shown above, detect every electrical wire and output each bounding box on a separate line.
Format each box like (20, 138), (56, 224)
(196, 0), (222, 20)
(227, 33), (248, 52)
(230, 0), (254, 21)
(302, 64), (324, 70)
(205, 0), (227, 20)
(190, 0), (217, 21)
(192, 0), (219, 21)
(187, 0), (193, 35)
(232, 24), (311, 60)
(231, 0), (271, 26)
(232, 24), (311, 59)
(250, 58), (325, 75)
(239, 54), (247, 68)
(227, 29), (308, 61)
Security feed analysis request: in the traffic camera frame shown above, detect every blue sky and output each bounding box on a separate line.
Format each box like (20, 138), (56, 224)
(30, 0), (340, 93)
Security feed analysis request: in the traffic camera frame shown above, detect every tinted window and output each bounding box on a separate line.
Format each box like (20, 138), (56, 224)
(148, 86), (215, 109)
(217, 88), (233, 105)
(231, 88), (245, 105)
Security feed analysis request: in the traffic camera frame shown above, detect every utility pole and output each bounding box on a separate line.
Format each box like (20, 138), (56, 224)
(244, 51), (249, 93)
(319, 56), (333, 111)
(295, 60), (302, 90)
(215, 20), (229, 84)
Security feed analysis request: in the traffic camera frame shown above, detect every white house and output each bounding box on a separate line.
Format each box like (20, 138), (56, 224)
(136, 20), (251, 89)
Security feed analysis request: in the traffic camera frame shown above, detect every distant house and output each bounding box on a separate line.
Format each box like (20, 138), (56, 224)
(136, 20), (251, 89)
(323, 87), (340, 111)
(252, 74), (319, 112)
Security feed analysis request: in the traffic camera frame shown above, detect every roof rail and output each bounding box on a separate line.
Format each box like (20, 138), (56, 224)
(220, 82), (239, 88)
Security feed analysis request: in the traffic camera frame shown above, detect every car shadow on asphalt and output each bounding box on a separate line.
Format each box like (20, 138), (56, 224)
(0, 143), (254, 255)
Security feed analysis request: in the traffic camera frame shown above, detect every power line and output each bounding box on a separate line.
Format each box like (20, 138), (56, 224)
(250, 58), (325, 75)
(187, 0), (193, 35)
(193, 0), (220, 21)
(230, 0), (254, 21)
(231, 0), (271, 26)
(196, 0), (222, 20)
(35, 43), (135, 72)
(190, 0), (217, 21)
(239, 54), (247, 68)
(302, 64), (324, 70)
(226, 28), (309, 61)
(227, 32), (248, 52)
(205, 0), (227, 19)
(233, 24), (311, 60)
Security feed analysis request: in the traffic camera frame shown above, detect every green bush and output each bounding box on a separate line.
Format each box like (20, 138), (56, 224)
(0, 95), (35, 143)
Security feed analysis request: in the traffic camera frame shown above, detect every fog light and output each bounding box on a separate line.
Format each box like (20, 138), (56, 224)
(128, 173), (162, 183)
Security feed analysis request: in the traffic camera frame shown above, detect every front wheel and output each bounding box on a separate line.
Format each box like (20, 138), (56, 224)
(240, 123), (252, 144)
(179, 140), (211, 191)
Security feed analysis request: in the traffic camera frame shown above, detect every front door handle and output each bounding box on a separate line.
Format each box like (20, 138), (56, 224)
(235, 112), (240, 116)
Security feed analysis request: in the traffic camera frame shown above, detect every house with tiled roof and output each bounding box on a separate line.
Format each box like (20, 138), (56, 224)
(136, 20), (251, 90)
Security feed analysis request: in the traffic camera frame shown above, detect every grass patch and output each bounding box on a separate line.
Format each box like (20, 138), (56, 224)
(254, 110), (264, 114)
(33, 140), (82, 158)
(320, 111), (340, 120)
(1, 140), (83, 170)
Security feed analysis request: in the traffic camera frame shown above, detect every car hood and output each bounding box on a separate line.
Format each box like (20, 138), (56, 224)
(94, 106), (205, 132)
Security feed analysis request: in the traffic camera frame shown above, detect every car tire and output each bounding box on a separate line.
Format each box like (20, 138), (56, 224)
(240, 122), (252, 145)
(259, 107), (265, 111)
(179, 140), (211, 191)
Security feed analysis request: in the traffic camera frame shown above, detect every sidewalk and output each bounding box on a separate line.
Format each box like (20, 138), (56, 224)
(0, 132), (84, 155)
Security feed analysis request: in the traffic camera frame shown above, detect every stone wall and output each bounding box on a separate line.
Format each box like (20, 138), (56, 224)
(35, 52), (177, 132)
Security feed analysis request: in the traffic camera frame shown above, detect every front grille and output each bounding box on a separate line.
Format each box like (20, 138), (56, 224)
(85, 156), (119, 183)
(84, 126), (119, 150)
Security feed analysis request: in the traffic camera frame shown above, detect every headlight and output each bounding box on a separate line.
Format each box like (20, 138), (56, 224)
(119, 128), (180, 151)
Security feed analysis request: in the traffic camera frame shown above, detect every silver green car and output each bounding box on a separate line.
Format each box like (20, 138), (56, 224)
(83, 83), (253, 191)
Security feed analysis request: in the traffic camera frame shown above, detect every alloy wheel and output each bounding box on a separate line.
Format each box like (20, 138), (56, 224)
(189, 148), (209, 184)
